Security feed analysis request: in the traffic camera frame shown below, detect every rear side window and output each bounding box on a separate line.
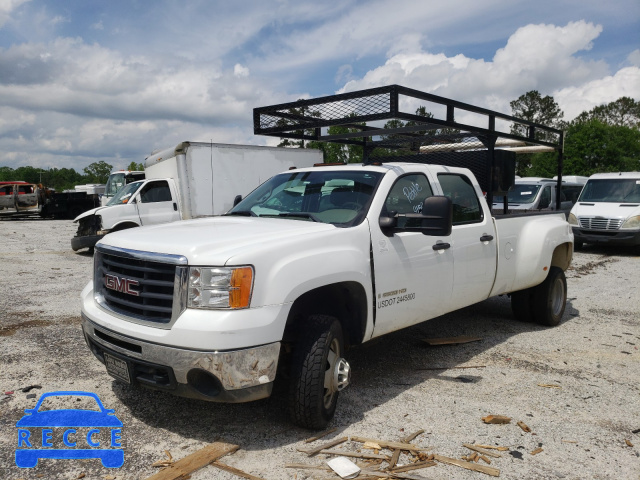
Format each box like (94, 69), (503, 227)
(437, 173), (483, 225)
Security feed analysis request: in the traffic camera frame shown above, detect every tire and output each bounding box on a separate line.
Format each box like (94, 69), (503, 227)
(511, 289), (534, 322)
(289, 315), (346, 429)
(531, 267), (567, 326)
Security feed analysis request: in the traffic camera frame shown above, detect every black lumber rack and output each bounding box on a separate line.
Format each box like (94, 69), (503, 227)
(253, 84), (564, 209)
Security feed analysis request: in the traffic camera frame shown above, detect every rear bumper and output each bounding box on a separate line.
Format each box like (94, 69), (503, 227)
(82, 315), (279, 403)
(572, 227), (640, 246)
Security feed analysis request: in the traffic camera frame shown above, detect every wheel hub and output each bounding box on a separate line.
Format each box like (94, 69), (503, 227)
(332, 357), (351, 392)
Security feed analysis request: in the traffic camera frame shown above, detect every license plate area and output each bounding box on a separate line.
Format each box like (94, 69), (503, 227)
(104, 352), (131, 384)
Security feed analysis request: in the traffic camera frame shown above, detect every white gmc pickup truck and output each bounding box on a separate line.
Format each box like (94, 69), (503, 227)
(81, 162), (573, 428)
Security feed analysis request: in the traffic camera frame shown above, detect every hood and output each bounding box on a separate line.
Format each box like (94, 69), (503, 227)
(74, 202), (136, 222)
(74, 206), (103, 222)
(99, 216), (340, 265)
(572, 201), (640, 220)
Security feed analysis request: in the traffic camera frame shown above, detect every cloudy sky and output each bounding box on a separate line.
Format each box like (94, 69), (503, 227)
(1, 0), (639, 172)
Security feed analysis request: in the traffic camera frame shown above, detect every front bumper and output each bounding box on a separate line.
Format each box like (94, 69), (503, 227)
(82, 315), (280, 403)
(71, 234), (105, 251)
(572, 227), (640, 246)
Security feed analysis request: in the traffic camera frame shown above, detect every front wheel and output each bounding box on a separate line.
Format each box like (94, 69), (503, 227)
(531, 267), (567, 326)
(289, 315), (350, 429)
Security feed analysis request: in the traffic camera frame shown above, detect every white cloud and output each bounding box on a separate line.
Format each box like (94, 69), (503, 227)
(554, 67), (640, 119)
(629, 49), (640, 67)
(0, 0), (29, 28)
(234, 63), (249, 77)
(339, 21), (635, 122)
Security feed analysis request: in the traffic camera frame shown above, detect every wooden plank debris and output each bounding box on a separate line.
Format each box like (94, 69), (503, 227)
(433, 454), (500, 477)
(537, 383), (562, 389)
(211, 461), (267, 480)
(388, 429), (425, 469)
(320, 449), (390, 460)
(298, 436), (348, 456)
(418, 365), (486, 371)
(625, 439), (634, 447)
(422, 336), (482, 346)
(350, 436), (429, 452)
(474, 445), (509, 451)
(463, 444), (502, 458)
(285, 463), (331, 471)
(517, 421), (532, 433)
(530, 447), (543, 455)
(304, 427), (337, 443)
(144, 442), (239, 480)
(482, 415), (511, 424)
(388, 460), (437, 473)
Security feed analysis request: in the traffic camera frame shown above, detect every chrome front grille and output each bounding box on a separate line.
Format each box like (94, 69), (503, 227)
(578, 217), (623, 230)
(94, 245), (188, 327)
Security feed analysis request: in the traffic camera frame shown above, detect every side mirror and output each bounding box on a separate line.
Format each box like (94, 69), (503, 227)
(378, 196), (452, 236)
(233, 195), (242, 207)
(420, 196), (452, 236)
(379, 215), (397, 229)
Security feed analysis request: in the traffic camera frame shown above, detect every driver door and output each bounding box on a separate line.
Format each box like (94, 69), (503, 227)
(370, 172), (454, 338)
(135, 180), (181, 226)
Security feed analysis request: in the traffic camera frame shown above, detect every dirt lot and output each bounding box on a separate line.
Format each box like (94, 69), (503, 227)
(0, 217), (639, 480)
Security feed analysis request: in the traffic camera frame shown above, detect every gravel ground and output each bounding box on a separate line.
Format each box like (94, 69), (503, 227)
(0, 217), (639, 480)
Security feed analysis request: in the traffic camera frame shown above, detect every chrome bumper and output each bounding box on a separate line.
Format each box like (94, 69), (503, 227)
(82, 315), (280, 402)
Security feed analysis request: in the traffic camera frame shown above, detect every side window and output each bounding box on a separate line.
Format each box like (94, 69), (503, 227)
(139, 181), (172, 203)
(382, 174), (433, 228)
(539, 186), (551, 208)
(437, 173), (483, 225)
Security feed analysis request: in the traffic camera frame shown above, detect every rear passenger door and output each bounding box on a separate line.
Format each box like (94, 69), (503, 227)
(437, 173), (497, 308)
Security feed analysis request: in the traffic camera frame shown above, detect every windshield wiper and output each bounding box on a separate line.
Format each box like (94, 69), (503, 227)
(259, 212), (320, 222)
(278, 212), (320, 222)
(224, 210), (257, 217)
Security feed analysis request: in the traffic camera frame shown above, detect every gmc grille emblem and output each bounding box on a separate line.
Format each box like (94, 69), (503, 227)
(105, 273), (140, 296)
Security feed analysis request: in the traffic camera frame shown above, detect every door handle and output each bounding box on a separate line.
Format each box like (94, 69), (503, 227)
(432, 242), (451, 251)
(173, 202), (178, 211)
(480, 234), (494, 242)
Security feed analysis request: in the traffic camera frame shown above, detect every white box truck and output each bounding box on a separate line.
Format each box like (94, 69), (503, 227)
(568, 172), (640, 249)
(101, 170), (146, 206)
(71, 142), (322, 251)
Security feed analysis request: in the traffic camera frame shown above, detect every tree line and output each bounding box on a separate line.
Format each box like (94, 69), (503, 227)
(0, 161), (145, 193)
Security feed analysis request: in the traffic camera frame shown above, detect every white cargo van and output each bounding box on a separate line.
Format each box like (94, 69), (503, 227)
(568, 172), (640, 248)
(72, 142), (322, 251)
(492, 177), (586, 214)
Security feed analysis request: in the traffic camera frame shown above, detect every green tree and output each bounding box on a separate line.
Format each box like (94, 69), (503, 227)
(573, 97), (640, 129)
(83, 161), (113, 183)
(126, 161), (145, 171)
(563, 119), (640, 175)
(510, 91), (565, 175)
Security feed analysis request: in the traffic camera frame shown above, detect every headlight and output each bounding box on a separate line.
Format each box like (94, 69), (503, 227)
(568, 213), (578, 225)
(188, 266), (253, 309)
(621, 215), (640, 229)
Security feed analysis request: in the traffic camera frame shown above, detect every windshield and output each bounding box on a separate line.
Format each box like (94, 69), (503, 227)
(578, 179), (640, 203)
(227, 170), (384, 226)
(494, 184), (543, 204)
(107, 181), (142, 205)
(105, 173), (125, 196)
